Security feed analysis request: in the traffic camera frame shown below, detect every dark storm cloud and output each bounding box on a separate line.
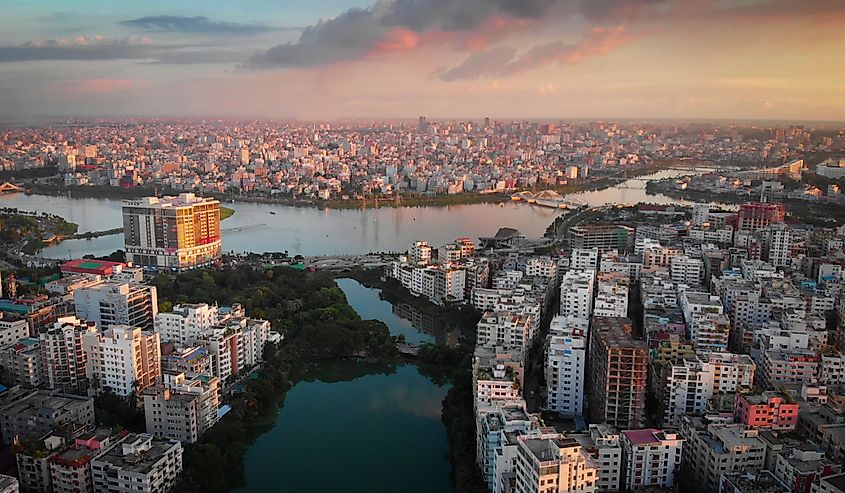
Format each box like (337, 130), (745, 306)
(120, 15), (288, 35)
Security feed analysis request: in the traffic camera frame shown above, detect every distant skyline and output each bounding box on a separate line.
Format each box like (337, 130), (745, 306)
(1, 0), (843, 121)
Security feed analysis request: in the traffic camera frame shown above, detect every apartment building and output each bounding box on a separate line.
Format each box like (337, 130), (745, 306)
(0, 389), (95, 445)
(735, 392), (800, 431)
(154, 302), (220, 345)
(39, 316), (97, 392)
(514, 435), (599, 493)
(571, 424), (622, 493)
(621, 429), (684, 490)
(0, 337), (41, 387)
(83, 325), (162, 396)
(73, 281), (158, 330)
(477, 311), (533, 352)
(545, 316), (587, 418)
(680, 418), (766, 493)
(142, 371), (221, 444)
(91, 433), (183, 493)
(559, 270), (595, 322)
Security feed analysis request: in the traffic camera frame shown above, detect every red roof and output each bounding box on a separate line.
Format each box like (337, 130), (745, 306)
(623, 429), (661, 445)
(61, 259), (124, 276)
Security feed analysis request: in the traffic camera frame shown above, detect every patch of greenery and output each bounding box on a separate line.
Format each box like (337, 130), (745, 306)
(220, 206), (235, 220)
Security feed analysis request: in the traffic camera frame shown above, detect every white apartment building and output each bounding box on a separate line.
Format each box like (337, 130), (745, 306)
(643, 246), (682, 270)
(670, 255), (704, 286)
(474, 347), (524, 406)
(154, 303), (220, 345)
(659, 355), (714, 426)
(91, 434), (182, 493)
(514, 435), (598, 493)
(143, 371), (221, 444)
(525, 257), (559, 280)
(83, 325), (162, 396)
(477, 404), (534, 491)
(476, 312), (533, 352)
(493, 270), (525, 290)
(73, 281), (158, 330)
(0, 314), (29, 347)
(559, 270), (595, 321)
(593, 281), (628, 318)
(39, 316), (97, 392)
(765, 224), (793, 268)
(621, 429), (684, 490)
(472, 288), (511, 311)
(545, 316), (587, 418)
(570, 248), (599, 272)
(409, 240), (432, 265)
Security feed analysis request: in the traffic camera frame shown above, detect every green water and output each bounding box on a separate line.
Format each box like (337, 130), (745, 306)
(235, 281), (454, 492)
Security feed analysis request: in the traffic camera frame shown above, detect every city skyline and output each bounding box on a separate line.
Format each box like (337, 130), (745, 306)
(1, 0), (844, 121)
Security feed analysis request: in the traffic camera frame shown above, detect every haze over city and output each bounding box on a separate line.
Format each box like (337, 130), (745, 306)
(1, 0), (844, 121)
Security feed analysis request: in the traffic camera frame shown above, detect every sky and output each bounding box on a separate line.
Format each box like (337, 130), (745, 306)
(0, 0), (843, 121)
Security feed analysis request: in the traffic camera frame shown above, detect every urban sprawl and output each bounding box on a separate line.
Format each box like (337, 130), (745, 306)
(0, 120), (845, 493)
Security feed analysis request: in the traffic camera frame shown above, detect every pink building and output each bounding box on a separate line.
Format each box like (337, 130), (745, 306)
(734, 391), (799, 431)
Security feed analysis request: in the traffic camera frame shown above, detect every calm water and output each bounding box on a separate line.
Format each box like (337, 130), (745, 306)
(336, 278), (430, 345)
(234, 281), (452, 493)
(0, 169), (720, 259)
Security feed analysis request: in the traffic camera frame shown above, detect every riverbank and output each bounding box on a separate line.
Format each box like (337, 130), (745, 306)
(646, 181), (845, 226)
(23, 160), (702, 211)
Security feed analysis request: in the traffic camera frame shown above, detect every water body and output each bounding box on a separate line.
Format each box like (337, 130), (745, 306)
(234, 281), (452, 492)
(0, 169), (721, 259)
(336, 278), (430, 345)
(336, 278), (462, 346)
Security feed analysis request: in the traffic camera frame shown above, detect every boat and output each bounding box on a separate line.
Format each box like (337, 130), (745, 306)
(269, 211), (276, 215)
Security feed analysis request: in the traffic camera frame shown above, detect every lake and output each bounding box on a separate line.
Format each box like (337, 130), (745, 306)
(233, 280), (452, 493)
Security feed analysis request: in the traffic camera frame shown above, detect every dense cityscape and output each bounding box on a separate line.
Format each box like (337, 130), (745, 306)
(2, 0), (845, 492)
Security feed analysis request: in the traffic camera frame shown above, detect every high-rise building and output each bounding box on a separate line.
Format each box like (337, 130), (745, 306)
(587, 317), (647, 429)
(737, 202), (785, 231)
(764, 223), (793, 268)
(122, 193), (222, 271)
(83, 325), (162, 396)
(680, 418), (766, 493)
(0, 313), (29, 346)
(39, 316), (97, 392)
(73, 281), (158, 330)
(545, 316), (587, 418)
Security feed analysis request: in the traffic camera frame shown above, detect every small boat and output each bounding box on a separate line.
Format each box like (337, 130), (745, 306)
(269, 211), (276, 215)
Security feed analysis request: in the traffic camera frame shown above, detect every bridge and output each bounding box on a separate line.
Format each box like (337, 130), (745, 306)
(0, 182), (24, 193)
(511, 190), (584, 208)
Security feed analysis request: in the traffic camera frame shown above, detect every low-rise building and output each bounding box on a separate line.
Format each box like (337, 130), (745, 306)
(621, 429), (684, 490)
(142, 371), (221, 444)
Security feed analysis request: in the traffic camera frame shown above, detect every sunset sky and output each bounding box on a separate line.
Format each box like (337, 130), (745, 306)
(1, 0), (843, 121)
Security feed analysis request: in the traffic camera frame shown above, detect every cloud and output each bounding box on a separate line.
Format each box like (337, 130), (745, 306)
(54, 78), (150, 95)
(245, 0), (573, 69)
(439, 46), (517, 81)
(120, 15), (289, 35)
(0, 36), (158, 62)
(439, 26), (634, 80)
(0, 36), (243, 65)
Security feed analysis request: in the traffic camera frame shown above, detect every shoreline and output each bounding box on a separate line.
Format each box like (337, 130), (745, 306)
(18, 160), (705, 211)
